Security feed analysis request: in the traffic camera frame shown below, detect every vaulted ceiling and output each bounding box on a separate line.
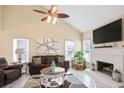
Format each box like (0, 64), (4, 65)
(1, 5), (124, 33)
(44, 5), (124, 32)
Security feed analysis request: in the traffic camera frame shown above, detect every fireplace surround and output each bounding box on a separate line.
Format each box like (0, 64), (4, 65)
(92, 47), (124, 81)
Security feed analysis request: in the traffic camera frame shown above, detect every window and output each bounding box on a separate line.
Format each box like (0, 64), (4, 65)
(65, 40), (75, 61)
(13, 38), (29, 63)
(83, 39), (91, 62)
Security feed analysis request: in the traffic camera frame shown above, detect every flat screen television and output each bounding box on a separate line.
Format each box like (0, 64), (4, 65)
(93, 19), (122, 44)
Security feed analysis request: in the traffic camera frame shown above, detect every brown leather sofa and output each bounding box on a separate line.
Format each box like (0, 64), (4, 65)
(28, 55), (69, 75)
(0, 57), (23, 87)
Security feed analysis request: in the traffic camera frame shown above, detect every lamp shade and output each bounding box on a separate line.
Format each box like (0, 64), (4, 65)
(15, 48), (24, 54)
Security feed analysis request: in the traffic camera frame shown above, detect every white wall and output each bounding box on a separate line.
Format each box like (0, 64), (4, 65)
(0, 5), (82, 63)
(83, 31), (92, 40)
(0, 6), (2, 30)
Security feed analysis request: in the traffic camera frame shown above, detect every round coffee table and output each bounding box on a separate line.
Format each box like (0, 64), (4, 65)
(40, 67), (65, 75)
(40, 67), (65, 88)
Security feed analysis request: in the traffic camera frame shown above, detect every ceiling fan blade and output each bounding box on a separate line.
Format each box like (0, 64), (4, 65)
(33, 9), (47, 14)
(41, 17), (48, 21)
(57, 13), (69, 18)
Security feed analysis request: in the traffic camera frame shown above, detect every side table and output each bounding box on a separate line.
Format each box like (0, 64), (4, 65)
(10, 62), (28, 74)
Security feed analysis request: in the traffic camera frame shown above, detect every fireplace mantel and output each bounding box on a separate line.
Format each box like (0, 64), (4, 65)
(92, 47), (124, 56)
(91, 47), (124, 81)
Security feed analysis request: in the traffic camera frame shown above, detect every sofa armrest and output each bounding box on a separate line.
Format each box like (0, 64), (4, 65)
(0, 70), (5, 87)
(64, 61), (69, 65)
(4, 64), (23, 70)
(28, 62), (33, 67)
(64, 61), (69, 72)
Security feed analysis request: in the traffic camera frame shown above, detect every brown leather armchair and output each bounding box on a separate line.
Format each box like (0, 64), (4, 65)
(0, 57), (23, 87)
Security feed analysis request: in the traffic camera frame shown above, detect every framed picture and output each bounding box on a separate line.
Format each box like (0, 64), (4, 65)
(36, 38), (59, 54)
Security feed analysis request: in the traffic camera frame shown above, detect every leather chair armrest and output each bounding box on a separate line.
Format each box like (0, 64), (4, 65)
(0, 70), (4, 76)
(0, 70), (5, 87)
(4, 64), (23, 70)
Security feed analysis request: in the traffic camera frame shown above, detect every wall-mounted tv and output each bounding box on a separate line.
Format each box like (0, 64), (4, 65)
(93, 19), (122, 44)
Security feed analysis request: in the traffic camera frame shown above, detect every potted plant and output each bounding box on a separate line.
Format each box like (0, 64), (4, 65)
(74, 51), (83, 64)
(73, 51), (84, 70)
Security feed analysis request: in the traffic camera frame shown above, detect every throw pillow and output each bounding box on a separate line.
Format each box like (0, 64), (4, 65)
(33, 57), (41, 65)
(58, 56), (64, 63)
(0, 57), (8, 70)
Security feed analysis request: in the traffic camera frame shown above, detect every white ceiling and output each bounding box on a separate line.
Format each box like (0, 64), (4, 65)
(45, 5), (124, 32)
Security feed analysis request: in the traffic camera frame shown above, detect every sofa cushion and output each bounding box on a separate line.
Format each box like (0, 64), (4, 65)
(58, 56), (64, 63)
(33, 57), (42, 65)
(0, 58), (8, 70)
(44, 56), (54, 64)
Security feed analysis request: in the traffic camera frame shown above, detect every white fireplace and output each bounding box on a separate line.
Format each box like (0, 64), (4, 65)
(91, 47), (124, 81)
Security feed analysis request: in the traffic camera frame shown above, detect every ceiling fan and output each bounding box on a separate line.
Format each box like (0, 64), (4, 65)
(33, 5), (69, 24)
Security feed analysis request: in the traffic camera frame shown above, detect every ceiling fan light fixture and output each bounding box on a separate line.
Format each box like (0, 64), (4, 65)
(52, 17), (58, 24)
(46, 16), (52, 23)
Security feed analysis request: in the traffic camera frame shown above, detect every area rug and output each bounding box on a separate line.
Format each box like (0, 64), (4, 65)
(23, 74), (87, 88)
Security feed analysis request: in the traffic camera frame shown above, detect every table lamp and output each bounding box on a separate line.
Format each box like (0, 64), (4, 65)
(15, 48), (24, 63)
